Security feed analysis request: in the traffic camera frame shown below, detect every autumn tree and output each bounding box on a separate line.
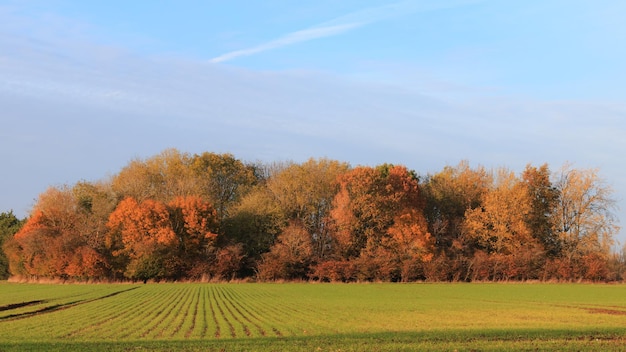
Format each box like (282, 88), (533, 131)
(107, 197), (176, 280)
(549, 164), (618, 280)
(522, 164), (560, 256)
(3, 211), (48, 278)
(606, 244), (626, 281)
(265, 158), (349, 260)
(553, 165), (617, 256)
(248, 158), (349, 280)
(168, 196), (218, 277)
(5, 186), (110, 279)
(328, 164), (432, 281)
(421, 162), (495, 281)
(461, 168), (545, 280)
(422, 161), (491, 257)
(463, 168), (534, 255)
(331, 166), (393, 258)
(209, 243), (245, 280)
(106, 195), (219, 281)
(190, 152), (258, 227)
(111, 149), (198, 203)
(256, 221), (313, 281)
(71, 181), (118, 265)
(386, 208), (434, 281)
(222, 186), (285, 275)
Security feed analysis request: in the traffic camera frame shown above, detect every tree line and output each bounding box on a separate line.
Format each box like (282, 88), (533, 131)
(2, 149), (623, 282)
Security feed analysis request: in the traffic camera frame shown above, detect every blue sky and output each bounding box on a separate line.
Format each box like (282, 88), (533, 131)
(1, 1), (625, 243)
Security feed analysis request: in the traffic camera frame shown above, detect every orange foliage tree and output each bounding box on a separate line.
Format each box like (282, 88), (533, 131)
(325, 164), (433, 281)
(421, 161), (492, 280)
(5, 186), (110, 279)
(107, 197), (175, 280)
(106, 196), (218, 281)
(257, 220), (313, 281)
(168, 196), (219, 278)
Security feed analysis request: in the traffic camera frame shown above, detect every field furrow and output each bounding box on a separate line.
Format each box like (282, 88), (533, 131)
(225, 286), (296, 336)
(79, 286), (159, 339)
(209, 286), (236, 338)
(138, 286), (189, 339)
(213, 285), (254, 337)
(165, 286), (198, 339)
(0, 286), (143, 339)
(220, 286), (267, 336)
(63, 288), (145, 338)
(236, 286), (334, 335)
(223, 286), (285, 337)
(238, 286), (314, 336)
(184, 285), (203, 338)
(205, 285), (221, 338)
(114, 285), (181, 339)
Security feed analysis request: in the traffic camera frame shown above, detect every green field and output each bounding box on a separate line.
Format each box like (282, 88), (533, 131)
(1, 282), (625, 351)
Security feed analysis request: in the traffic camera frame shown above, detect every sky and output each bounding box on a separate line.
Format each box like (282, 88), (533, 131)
(1, 1), (625, 244)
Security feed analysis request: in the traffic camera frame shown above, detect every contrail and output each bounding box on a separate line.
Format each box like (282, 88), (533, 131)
(209, 0), (480, 64)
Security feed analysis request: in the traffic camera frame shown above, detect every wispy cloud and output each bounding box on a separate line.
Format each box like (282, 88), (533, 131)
(210, 0), (481, 63)
(210, 23), (360, 64)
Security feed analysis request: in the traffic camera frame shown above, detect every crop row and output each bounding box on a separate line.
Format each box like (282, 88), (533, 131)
(3, 283), (626, 345)
(0, 283), (343, 341)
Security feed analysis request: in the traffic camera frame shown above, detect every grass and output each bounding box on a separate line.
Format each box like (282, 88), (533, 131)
(1, 282), (626, 350)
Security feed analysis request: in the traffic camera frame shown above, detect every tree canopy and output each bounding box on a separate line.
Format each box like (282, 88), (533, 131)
(2, 150), (622, 282)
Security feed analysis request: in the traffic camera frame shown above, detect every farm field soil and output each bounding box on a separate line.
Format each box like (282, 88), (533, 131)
(1, 282), (625, 351)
